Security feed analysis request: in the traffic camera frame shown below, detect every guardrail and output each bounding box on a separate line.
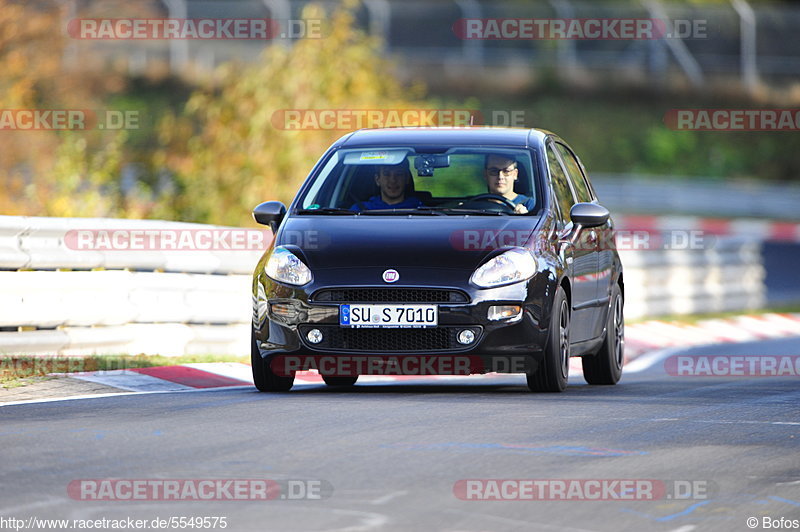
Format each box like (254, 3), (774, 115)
(619, 239), (764, 319)
(0, 216), (264, 274)
(595, 176), (800, 222)
(0, 215), (766, 356)
(0, 216), (264, 357)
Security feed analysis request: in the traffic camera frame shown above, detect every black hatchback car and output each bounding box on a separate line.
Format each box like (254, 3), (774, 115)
(251, 127), (624, 392)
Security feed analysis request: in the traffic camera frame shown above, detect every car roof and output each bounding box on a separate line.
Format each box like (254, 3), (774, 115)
(334, 127), (552, 149)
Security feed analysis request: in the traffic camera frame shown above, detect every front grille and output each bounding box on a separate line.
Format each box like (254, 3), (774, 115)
(299, 325), (482, 352)
(312, 288), (468, 303)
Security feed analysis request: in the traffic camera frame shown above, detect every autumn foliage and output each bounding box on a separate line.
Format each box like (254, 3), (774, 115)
(157, 2), (429, 226)
(1, 1), (429, 226)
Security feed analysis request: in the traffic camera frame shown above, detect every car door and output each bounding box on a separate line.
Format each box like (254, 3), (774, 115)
(546, 141), (596, 344)
(554, 142), (610, 340)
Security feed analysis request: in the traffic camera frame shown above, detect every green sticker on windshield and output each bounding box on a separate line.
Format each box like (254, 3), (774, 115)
(344, 149), (408, 165)
(360, 151), (389, 161)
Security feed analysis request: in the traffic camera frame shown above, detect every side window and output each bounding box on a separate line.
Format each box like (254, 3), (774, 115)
(555, 143), (593, 203)
(546, 144), (576, 226)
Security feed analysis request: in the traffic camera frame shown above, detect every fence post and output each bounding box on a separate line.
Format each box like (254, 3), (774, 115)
(263, 0), (291, 48)
(549, 0), (579, 75)
(365, 0), (392, 52)
(455, 0), (484, 66)
(643, 0), (705, 88)
(732, 0), (759, 95)
(62, 0), (79, 70)
(162, 0), (189, 73)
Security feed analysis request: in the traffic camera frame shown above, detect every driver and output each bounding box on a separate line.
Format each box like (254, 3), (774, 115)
(484, 154), (535, 214)
(350, 159), (423, 211)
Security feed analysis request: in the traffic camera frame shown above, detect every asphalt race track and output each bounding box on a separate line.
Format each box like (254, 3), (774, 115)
(1, 339), (799, 532)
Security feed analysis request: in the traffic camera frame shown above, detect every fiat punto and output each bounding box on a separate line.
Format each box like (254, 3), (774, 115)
(251, 127), (624, 392)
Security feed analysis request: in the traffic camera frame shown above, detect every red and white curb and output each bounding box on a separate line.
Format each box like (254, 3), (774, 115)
(625, 313), (800, 357)
(69, 312), (800, 392)
(69, 363), (516, 392)
(3, 313), (798, 403)
(73, 363), (255, 392)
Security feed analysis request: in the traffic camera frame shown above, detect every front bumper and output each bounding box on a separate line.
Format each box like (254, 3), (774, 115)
(253, 280), (553, 373)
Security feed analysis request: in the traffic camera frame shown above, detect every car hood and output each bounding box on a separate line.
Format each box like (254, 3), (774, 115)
(277, 215), (541, 272)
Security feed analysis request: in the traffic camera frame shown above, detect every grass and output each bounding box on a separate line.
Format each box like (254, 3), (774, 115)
(470, 89), (800, 184)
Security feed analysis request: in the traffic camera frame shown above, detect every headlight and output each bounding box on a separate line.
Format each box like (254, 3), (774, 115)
(265, 246), (312, 286)
(470, 248), (536, 288)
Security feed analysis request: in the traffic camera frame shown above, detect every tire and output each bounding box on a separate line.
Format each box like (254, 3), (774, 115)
(582, 283), (624, 385)
(251, 329), (294, 392)
(527, 285), (569, 392)
(322, 375), (359, 387)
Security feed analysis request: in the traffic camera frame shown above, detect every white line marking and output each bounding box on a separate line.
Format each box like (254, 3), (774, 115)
(0, 497), (66, 515)
(327, 509), (389, 532)
(624, 346), (684, 373)
(0, 385), (253, 407)
(444, 509), (597, 531)
(370, 490), (408, 505)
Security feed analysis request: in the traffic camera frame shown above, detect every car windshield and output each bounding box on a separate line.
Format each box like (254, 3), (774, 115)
(296, 147), (539, 215)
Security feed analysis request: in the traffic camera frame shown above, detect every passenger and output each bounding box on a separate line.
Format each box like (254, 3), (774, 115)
(484, 154), (535, 214)
(351, 159), (423, 211)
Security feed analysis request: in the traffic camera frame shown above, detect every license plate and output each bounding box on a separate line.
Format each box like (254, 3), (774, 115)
(339, 304), (437, 328)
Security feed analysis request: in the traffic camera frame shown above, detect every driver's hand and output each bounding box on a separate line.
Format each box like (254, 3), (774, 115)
(514, 204), (528, 214)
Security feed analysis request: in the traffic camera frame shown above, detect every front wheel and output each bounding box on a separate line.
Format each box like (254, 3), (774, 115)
(527, 286), (569, 392)
(582, 283), (624, 385)
(251, 329), (294, 392)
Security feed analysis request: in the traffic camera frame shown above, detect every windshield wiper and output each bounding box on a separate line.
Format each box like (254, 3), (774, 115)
(297, 206), (504, 216)
(296, 207), (358, 215)
(413, 206), (505, 216)
(359, 208), (446, 216)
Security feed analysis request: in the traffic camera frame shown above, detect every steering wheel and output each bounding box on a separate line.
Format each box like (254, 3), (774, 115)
(466, 193), (517, 211)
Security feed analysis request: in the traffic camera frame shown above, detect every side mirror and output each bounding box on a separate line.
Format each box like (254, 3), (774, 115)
(570, 202), (609, 228)
(253, 201), (286, 230)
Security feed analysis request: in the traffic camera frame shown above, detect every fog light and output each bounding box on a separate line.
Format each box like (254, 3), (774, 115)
(488, 305), (522, 321)
(457, 329), (476, 345)
(307, 329), (323, 344)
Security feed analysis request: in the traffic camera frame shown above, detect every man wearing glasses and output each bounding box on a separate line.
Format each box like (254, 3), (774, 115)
(484, 154), (535, 214)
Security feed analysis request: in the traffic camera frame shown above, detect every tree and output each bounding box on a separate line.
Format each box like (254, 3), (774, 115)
(0, 0), (154, 218)
(157, 1), (428, 226)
